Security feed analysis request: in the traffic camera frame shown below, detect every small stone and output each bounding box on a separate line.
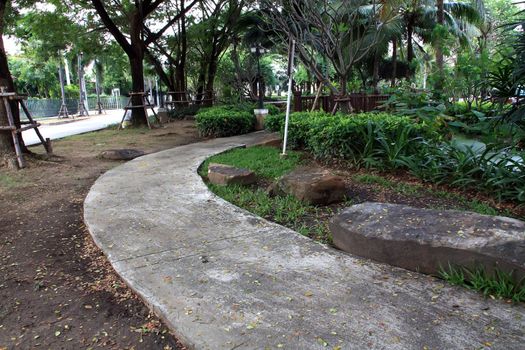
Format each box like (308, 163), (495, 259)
(269, 167), (346, 205)
(207, 163), (256, 186)
(99, 149), (145, 161)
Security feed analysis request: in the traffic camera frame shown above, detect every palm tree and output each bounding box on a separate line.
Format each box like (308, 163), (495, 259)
(435, 0), (445, 96)
(503, 8), (525, 126)
(393, 0), (480, 75)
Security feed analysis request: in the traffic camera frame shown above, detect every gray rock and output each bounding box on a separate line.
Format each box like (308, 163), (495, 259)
(207, 163), (256, 186)
(99, 149), (145, 161)
(330, 202), (525, 279)
(269, 167), (346, 205)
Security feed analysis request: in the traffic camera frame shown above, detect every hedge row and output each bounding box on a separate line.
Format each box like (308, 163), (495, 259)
(266, 112), (439, 161)
(196, 106), (255, 137)
(195, 103), (281, 138)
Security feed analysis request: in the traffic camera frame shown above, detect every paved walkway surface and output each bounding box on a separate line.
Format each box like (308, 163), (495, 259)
(84, 132), (525, 350)
(23, 110), (125, 146)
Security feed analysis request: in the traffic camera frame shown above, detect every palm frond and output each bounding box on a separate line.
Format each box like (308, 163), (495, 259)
(444, 1), (481, 24)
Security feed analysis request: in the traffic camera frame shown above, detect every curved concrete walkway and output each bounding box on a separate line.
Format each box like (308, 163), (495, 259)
(84, 132), (525, 349)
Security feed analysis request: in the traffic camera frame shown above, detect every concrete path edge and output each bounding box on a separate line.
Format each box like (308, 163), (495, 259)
(84, 131), (525, 350)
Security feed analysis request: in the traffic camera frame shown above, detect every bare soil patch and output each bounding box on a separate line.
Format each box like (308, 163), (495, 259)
(0, 120), (201, 349)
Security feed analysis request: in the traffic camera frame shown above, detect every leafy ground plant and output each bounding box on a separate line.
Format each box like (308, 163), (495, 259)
(440, 264), (525, 303)
(267, 111), (525, 204)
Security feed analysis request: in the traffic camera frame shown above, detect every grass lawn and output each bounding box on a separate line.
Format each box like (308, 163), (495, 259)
(201, 146), (335, 243)
(200, 146), (302, 179)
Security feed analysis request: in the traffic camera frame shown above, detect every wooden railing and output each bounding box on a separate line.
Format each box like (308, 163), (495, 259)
(163, 90), (215, 109)
(293, 91), (390, 113)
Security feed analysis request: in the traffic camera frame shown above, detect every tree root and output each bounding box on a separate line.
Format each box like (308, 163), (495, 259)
(1, 154), (18, 170)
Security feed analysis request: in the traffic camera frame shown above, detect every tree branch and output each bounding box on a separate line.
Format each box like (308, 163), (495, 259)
(145, 0), (198, 45)
(91, 0), (133, 55)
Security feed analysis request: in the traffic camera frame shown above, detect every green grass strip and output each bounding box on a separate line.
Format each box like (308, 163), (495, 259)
(200, 146), (302, 179)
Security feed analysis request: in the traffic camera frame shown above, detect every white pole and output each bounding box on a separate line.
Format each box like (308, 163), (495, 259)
(155, 78), (160, 106)
(282, 39), (296, 156)
(64, 55), (71, 85)
(82, 73), (89, 114)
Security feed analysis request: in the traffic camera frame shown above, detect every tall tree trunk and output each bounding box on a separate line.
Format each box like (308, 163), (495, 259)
(372, 50), (379, 92)
(340, 75), (347, 96)
(128, 13), (147, 126)
(391, 38), (397, 87)
(204, 56), (218, 106)
(129, 55), (148, 125)
(338, 74), (352, 113)
(479, 34), (488, 100)
(406, 17), (415, 78)
(231, 40), (245, 99)
(174, 63), (186, 104)
(435, 0), (445, 98)
(0, 0), (26, 168)
(176, 0), (188, 101)
(146, 49), (175, 92)
(195, 62), (206, 104)
(91, 0), (162, 127)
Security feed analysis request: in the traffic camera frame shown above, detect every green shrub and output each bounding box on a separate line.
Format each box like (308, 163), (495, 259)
(266, 110), (525, 202)
(447, 101), (503, 117)
(234, 102), (258, 113)
(264, 111), (333, 148)
(196, 106), (255, 137)
(307, 113), (438, 162)
(266, 112), (438, 166)
(266, 104), (281, 115)
(265, 113), (285, 132)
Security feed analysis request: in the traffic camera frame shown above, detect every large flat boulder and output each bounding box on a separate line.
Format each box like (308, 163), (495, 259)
(269, 167), (346, 205)
(207, 163), (256, 186)
(330, 202), (525, 279)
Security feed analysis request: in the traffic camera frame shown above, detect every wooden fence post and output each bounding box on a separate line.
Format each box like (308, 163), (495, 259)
(293, 91), (302, 112)
(321, 95), (329, 112)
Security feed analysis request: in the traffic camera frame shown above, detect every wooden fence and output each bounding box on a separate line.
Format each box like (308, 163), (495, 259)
(293, 91), (390, 113)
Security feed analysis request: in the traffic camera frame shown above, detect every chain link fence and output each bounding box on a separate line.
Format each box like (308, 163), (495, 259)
(21, 96), (129, 120)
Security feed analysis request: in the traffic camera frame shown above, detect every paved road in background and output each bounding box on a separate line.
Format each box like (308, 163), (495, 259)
(23, 110), (124, 146)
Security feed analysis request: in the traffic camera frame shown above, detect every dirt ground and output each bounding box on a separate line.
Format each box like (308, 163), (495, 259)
(0, 120), (202, 350)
